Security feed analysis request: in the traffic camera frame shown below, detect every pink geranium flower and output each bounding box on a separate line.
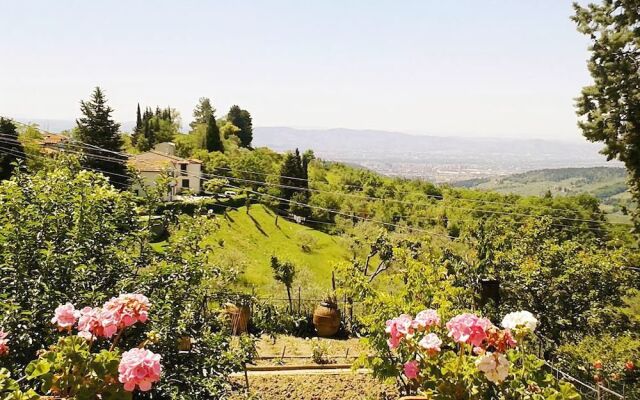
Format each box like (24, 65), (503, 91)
(118, 348), (162, 392)
(77, 307), (119, 339)
(403, 360), (420, 380)
(446, 313), (492, 347)
(418, 333), (442, 355)
(0, 330), (9, 356)
(104, 293), (150, 329)
(385, 314), (414, 349)
(412, 309), (440, 331)
(51, 303), (80, 329)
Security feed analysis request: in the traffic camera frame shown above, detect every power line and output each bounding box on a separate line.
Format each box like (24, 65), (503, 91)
(0, 122), (631, 229)
(3, 118), (621, 219)
(0, 143), (625, 238)
(0, 136), (624, 234)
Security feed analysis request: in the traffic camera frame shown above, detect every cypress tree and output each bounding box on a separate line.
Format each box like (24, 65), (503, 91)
(279, 148), (308, 201)
(205, 115), (224, 153)
(0, 118), (25, 180)
(76, 87), (130, 188)
(227, 105), (253, 148)
(132, 103), (143, 146)
(135, 103), (142, 131)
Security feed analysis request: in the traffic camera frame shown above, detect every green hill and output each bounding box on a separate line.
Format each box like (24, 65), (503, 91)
(453, 167), (633, 223)
(206, 205), (350, 298)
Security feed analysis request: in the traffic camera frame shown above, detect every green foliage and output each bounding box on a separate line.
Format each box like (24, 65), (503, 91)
(23, 336), (130, 400)
(573, 0), (640, 231)
(557, 334), (639, 397)
(227, 105), (253, 148)
(250, 301), (316, 338)
(190, 97), (214, 129)
(75, 87), (130, 188)
(0, 163), (139, 370)
(0, 368), (38, 400)
(205, 115), (224, 153)
(279, 149), (309, 201)
(270, 256), (297, 311)
(132, 213), (253, 399)
(0, 118), (25, 181)
(132, 105), (179, 151)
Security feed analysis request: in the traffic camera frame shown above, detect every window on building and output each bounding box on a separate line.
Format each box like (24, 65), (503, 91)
(182, 179), (189, 188)
(180, 163), (187, 176)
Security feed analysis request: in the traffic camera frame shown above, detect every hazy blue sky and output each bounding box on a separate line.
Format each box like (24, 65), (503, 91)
(1, 1), (593, 140)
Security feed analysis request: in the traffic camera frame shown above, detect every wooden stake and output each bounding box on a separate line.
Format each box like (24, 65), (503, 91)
(243, 363), (250, 390)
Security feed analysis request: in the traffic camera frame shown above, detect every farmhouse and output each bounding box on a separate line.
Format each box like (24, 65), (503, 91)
(128, 142), (202, 199)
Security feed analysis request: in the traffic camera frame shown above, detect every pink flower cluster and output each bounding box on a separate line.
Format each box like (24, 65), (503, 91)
(385, 309), (525, 384)
(446, 313), (492, 347)
(385, 309), (440, 350)
(51, 303), (80, 329)
(0, 329), (9, 356)
(50, 294), (161, 393)
(118, 348), (162, 391)
(51, 294), (150, 340)
(104, 294), (150, 329)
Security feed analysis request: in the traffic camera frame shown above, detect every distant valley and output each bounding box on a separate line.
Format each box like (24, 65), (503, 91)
(253, 127), (620, 182)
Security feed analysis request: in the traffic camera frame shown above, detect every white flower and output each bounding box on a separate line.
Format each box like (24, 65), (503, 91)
(476, 352), (510, 383)
(501, 311), (537, 332)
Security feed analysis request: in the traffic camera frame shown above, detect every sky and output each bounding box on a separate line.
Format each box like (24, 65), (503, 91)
(0, 1), (594, 141)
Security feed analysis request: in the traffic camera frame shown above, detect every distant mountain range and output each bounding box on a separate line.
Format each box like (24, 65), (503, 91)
(253, 127), (619, 182)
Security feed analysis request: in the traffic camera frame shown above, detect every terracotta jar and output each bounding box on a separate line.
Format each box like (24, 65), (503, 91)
(313, 301), (340, 337)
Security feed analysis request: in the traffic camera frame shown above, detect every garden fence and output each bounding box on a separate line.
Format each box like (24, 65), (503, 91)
(535, 335), (626, 399)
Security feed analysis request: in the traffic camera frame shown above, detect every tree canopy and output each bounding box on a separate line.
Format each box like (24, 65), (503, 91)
(573, 0), (640, 231)
(76, 87), (130, 188)
(227, 105), (253, 148)
(0, 118), (25, 180)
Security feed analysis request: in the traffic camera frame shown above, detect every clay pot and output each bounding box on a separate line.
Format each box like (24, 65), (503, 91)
(313, 302), (340, 337)
(225, 303), (250, 335)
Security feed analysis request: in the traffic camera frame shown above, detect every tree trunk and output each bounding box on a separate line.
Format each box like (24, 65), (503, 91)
(286, 286), (293, 312)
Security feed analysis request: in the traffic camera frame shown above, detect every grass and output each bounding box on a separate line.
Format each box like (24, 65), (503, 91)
(206, 204), (350, 297)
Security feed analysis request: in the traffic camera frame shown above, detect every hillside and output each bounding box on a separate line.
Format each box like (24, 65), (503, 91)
(453, 167), (633, 222)
(206, 205), (350, 298)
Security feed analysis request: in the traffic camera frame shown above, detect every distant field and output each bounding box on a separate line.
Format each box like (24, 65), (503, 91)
(206, 205), (350, 298)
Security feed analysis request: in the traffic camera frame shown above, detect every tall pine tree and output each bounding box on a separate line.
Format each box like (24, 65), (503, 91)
(0, 118), (25, 180)
(227, 105), (253, 148)
(205, 114), (224, 153)
(76, 87), (130, 188)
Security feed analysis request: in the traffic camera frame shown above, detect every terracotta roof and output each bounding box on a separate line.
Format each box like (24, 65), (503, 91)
(42, 133), (70, 145)
(128, 151), (201, 172)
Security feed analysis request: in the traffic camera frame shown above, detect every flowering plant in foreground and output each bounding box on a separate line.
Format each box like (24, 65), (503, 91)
(1, 294), (161, 400)
(380, 309), (580, 399)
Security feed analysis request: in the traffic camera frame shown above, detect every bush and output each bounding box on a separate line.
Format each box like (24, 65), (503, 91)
(0, 164), (139, 371)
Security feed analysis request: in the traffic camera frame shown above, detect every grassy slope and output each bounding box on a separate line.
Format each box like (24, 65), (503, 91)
(208, 205), (350, 297)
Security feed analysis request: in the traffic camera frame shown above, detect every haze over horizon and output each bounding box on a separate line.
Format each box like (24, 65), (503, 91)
(1, 1), (595, 142)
